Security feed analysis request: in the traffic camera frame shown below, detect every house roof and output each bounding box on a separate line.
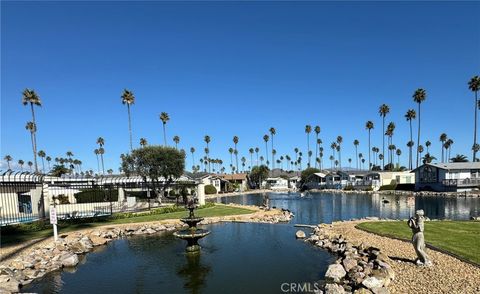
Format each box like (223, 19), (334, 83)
(310, 172), (328, 178)
(412, 162), (480, 172)
(220, 173), (248, 181)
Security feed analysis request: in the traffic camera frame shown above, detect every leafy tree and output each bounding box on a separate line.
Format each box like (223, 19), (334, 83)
(18, 159), (24, 171)
(233, 136), (239, 171)
(422, 153), (436, 164)
(96, 137), (105, 174)
(300, 167), (320, 185)
(305, 125), (312, 167)
(250, 165), (270, 189)
(50, 164), (70, 177)
(173, 135), (180, 149)
(451, 154), (468, 162)
(439, 133), (448, 162)
(38, 150), (46, 173)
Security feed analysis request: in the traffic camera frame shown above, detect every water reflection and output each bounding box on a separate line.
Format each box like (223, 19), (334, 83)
(177, 253), (211, 294)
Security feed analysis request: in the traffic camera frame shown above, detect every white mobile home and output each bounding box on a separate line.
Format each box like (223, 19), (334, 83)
(413, 162), (480, 192)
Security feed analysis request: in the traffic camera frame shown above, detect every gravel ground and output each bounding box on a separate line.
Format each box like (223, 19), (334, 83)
(328, 220), (480, 294)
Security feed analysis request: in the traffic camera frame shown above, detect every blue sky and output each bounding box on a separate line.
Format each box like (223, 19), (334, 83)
(1, 1), (479, 172)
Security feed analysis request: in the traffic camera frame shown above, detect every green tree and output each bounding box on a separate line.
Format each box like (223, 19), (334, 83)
(173, 135), (180, 149)
(140, 138), (148, 148)
(38, 150), (46, 173)
(96, 137), (105, 174)
(405, 109), (416, 169)
(413, 88), (427, 168)
(160, 112), (170, 146)
(439, 133), (448, 162)
(269, 127), (276, 169)
(249, 165), (269, 189)
(121, 89), (135, 150)
(353, 139), (359, 170)
(336, 135), (343, 170)
(50, 164), (70, 177)
(422, 153), (436, 164)
(18, 159), (24, 171)
(255, 147), (260, 166)
(233, 136), (239, 172)
(4, 155), (12, 170)
(204, 135), (211, 172)
(27, 161), (33, 172)
(468, 76), (480, 161)
(365, 121), (374, 170)
(46, 156), (52, 171)
(314, 126), (321, 168)
(425, 140), (431, 154)
(300, 167), (320, 185)
(451, 154), (468, 162)
(305, 125), (312, 167)
(22, 89), (41, 172)
(379, 104), (390, 170)
(249, 148), (254, 171)
(190, 147), (196, 171)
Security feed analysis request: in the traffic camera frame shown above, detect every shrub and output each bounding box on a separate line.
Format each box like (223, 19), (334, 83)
(57, 195), (70, 204)
(75, 188), (118, 203)
(343, 185), (354, 191)
(379, 180), (397, 191)
(169, 190), (178, 197)
(204, 185), (217, 195)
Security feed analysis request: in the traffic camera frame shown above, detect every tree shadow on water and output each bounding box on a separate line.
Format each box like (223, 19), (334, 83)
(177, 253), (211, 294)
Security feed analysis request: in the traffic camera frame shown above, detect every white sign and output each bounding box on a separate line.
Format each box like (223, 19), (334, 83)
(50, 207), (57, 225)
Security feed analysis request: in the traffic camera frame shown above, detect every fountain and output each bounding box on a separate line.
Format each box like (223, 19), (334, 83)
(173, 197), (210, 253)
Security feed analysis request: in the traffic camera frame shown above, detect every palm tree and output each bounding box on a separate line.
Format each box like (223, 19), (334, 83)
(405, 109), (416, 169)
(418, 145), (424, 164)
(255, 147), (260, 166)
(18, 159), (24, 171)
(190, 147), (196, 171)
(233, 136), (239, 171)
(263, 135), (269, 166)
(249, 148), (254, 170)
(228, 147), (234, 171)
(159, 112), (170, 146)
(348, 158), (352, 168)
(451, 154), (468, 162)
(269, 127), (276, 169)
(438, 133), (447, 162)
(203, 135), (211, 172)
(46, 156), (52, 171)
(422, 153), (436, 164)
(379, 104), (390, 169)
(353, 139), (359, 170)
(25, 121), (37, 170)
(365, 121), (374, 170)
(386, 122), (395, 168)
(27, 161), (33, 172)
(445, 138), (454, 161)
(241, 157), (246, 172)
(260, 156), (264, 165)
(358, 153), (364, 170)
(319, 146), (324, 170)
(336, 136), (343, 169)
(314, 126), (321, 168)
(234, 149), (239, 172)
(472, 144), (480, 161)
(140, 138), (148, 147)
(173, 135), (180, 149)
(4, 155), (12, 170)
(38, 150), (46, 173)
(304, 125), (312, 167)
(94, 149), (100, 173)
(425, 141), (431, 154)
(468, 76), (480, 161)
(329, 155), (334, 169)
(96, 137), (105, 174)
(22, 89), (41, 172)
(121, 89), (135, 150)
(413, 88), (427, 168)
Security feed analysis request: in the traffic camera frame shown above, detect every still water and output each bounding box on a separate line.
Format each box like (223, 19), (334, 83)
(24, 192), (480, 293)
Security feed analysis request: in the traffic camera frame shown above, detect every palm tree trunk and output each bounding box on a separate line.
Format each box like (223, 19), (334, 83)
(315, 134), (319, 168)
(382, 116), (385, 170)
(250, 154), (253, 171)
(235, 143), (239, 172)
(271, 136), (274, 170)
(265, 142), (268, 166)
(41, 158), (45, 174)
(162, 123), (167, 146)
(416, 104), (421, 168)
(355, 146), (358, 170)
(307, 134), (310, 167)
(409, 120), (413, 169)
(127, 104), (133, 151)
(441, 144), (444, 163)
(101, 154), (105, 175)
(96, 154), (100, 174)
(368, 130), (371, 170)
(474, 90), (478, 161)
(29, 132), (36, 173)
(30, 103), (39, 172)
(191, 152), (195, 170)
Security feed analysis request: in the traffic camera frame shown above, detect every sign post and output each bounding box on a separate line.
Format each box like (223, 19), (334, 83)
(50, 206), (58, 241)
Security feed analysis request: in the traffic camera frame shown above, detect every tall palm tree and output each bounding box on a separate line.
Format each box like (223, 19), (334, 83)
(249, 148), (254, 170)
(233, 136), (239, 171)
(204, 135), (211, 172)
(234, 149), (239, 172)
(336, 136), (343, 169)
(396, 149), (402, 167)
(418, 145), (424, 164)
(365, 121), (374, 170)
(439, 133), (448, 162)
(173, 135), (180, 149)
(425, 141), (431, 154)
(38, 150), (46, 173)
(379, 104), (390, 170)
(445, 138), (454, 161)
(451, 154), (468, 162)
(27, 161), (33, 172)
(319, 146), (324, 170)
(405, 109), (416, 170)
(255, 147), (260, 166)
(140, 138), (148, 147)
(260, 156), (264, 165)
(46, 156), (51, 170)
(121, 89), (135, 150)
(468, 76), (480, 161)
(241, 157), (246, 172)
(353, 139), (359, 170)
(314, 126), (321, 168)
(386, 122), (395, 168)
(25, 121), (37, 171)
(358, 153), (364, 170)
(159, 112), (170, 146)
(22, 89), (41, 172)
(96, 137), (105, 174)
(190, 147), (196, 171)
(4, 155), (12, 170)
(263, 135), (269, 166)
(94, 149), (100, 173)
(269, 127), (276, 169)
(18, 159), (24, 171)
(413, 88), (427, 168)
(228, 147), (234, 171)
(305, 125), (312, 167)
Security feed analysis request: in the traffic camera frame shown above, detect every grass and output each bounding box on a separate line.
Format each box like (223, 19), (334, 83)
(356, 221), (480, 265)
(0, 204), (254, 247)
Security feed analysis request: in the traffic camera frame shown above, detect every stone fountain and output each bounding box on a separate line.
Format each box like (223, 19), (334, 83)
(173, 197), (210, 253)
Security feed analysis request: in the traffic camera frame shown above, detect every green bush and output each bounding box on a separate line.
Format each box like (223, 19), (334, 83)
(363, 186), (374, 191)
(74, 188), (118, 203)
(57, 195), (70, 204)
(379, 180), (397, 191)
(343, 185), (354, 191)
(204, 185), (217, 195)
(169, 190), (178, 197)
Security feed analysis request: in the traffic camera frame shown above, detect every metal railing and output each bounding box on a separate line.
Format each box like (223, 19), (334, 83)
(0, 171), (196, 226)
(442, 178), (480, 187)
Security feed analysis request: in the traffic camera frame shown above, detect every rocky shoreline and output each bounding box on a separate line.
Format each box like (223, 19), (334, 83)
(297, 224), (393, 294)
(0, 206), (293, 293)
(310, 188), (479, 198)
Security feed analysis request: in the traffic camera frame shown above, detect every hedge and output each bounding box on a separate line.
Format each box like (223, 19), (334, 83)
(204, 185), (217, 195)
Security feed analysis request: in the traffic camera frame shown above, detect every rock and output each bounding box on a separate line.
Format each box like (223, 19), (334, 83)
(371, 287), (389, 294)
(324, 283), (346, 294)
(89, 235), (108, 246)
(365, 217), (379, 221)
(145, 228), (156, 234)
(0, 278), (20, 293)
(61, 254), (79, 267)
(10, 260), (25, 271)
(362, 277), (385, 290)
(325, 264), (347, 283)
(296, 230), (307, 239)
(342, 257), (358, 272)
(69, 241), (89, 254)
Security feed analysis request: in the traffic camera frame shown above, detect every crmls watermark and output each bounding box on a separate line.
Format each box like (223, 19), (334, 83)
(280, 282), (322, 293)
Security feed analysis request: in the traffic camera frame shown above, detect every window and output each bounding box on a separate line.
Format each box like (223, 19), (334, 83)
(420, 166), (437, 183)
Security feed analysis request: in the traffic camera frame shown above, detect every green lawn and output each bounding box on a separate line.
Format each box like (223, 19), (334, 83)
(356, 221), (480, 265)
(1, 205), (254, 247)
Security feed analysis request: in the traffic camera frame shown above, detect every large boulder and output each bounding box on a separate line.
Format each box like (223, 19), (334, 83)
(362, 276), (385, 290)
(324, 283), (346, 294)
(89, 235), (108, 246)
(61, 253), (79, 267)
(0, 278), (20, 293)
(325, 264), (347, 283)
(342, 258), (358, 272)
(296, 230), (307, 239)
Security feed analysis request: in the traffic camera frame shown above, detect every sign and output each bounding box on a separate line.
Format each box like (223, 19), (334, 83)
(50, 207), (57, 225)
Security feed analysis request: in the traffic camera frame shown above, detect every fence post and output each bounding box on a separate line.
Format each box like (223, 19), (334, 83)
(197, 183), (205, 205)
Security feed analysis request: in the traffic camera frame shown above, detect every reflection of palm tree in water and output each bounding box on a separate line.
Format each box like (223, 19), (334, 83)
(177, 253), (211, 294)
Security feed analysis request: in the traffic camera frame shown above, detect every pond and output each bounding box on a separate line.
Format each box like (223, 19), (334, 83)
(23, 192), (480, 293)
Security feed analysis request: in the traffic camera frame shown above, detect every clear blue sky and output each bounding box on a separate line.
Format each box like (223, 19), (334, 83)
(1, 1), (479, 172)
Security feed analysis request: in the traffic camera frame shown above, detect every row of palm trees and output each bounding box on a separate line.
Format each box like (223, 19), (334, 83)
(8, 76), (479, 176)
